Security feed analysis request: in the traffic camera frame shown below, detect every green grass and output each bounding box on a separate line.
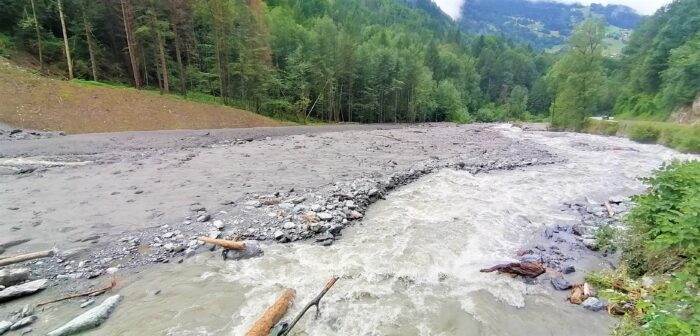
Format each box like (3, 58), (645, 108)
(583, 119), (700, 153)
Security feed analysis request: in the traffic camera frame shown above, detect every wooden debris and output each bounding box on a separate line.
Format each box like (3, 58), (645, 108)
(568, 284), (588, 304)
(301, 214), (320, 223)
(196, 237), (247, 250)
(280, 276), (339, 336)
(605, 201), (615, 217)
(37, 278), (117, 307)
(607, 302), (634, 315)
(480, 262), (546, 278)
(262, 198), (281, 206)
(0, 250), (55, 267)
(245, 289), (296, 336)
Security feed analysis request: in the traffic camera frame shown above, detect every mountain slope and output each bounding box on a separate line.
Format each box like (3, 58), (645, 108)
(458, 0), (641, 50)
(0, 58), (286, 134)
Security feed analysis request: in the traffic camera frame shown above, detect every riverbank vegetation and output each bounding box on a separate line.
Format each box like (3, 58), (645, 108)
(587, 160), (700, 335)
(583, 120), (700, 153)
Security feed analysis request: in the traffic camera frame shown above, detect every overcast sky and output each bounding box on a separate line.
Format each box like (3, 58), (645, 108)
(433, 0), (670, 18)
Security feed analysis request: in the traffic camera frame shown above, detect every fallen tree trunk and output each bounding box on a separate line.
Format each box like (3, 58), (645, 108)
(0, 250), (55, 267)
(245, 289), (296, 336)
(196, 237), (247, 250)
(480, 262), (546, 278)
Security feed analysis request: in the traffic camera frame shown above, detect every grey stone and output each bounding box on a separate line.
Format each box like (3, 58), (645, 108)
(278, 203), (294, 210)
(582, 239), (598, 250)
(317, 212), (333, 221)
(48, 295), (122, 336)
(184, 248), (196, 258)
(0, 268), (30, 287)
(0, 279), (48, 303)
(582, 297), (606, 312)
(0, 321), (12, 335)
(197, 214), (211, 222)
(10, 316), (36, 331)
(551, 276), (572, 290)
(562, 265), (576, 274)
(315, 232), (334, 245)
(213, 220), (225, 230)
(223, 241), (263, 261)
(273, 230), (285, 240)
(19, 304), (33, 318)
(328, 225), (343, 236)
(348, 210), (363, 219)
(105, 267), (119, 275)
(282, 222), (296, 230)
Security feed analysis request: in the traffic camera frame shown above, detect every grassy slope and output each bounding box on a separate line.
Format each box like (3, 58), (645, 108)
(0, 58), (288, 134)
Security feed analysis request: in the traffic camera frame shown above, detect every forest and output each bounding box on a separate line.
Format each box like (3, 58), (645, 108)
(0, 0), (697, 129)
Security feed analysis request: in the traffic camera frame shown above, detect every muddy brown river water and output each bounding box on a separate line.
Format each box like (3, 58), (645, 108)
(3, 125), (695, 335)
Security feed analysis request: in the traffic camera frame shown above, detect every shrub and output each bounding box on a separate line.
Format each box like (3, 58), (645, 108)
(0, 33), (14, 57)
(624, 160), (700, 275)
(628, 124), (661, 143)
(583, 119), (620, 136)
(591, 161), (700, 336)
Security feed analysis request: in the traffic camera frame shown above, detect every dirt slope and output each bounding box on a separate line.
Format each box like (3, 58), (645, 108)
(0, 58), (286, 134)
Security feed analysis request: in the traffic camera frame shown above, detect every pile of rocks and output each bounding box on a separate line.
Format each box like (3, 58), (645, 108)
(514, 195), (633, 313)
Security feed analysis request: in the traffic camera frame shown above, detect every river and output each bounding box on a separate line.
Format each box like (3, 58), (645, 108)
(35, 126), (692, 335)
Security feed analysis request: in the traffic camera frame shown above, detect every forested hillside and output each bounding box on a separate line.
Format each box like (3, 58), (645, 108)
(0, 0), (697, 134)
(458, 0), (641, 50)
(613, 0), (700, 120)
(0, 0), (554, 124)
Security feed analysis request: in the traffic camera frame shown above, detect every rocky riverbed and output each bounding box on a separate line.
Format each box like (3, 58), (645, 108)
(0, 123), (693, 335)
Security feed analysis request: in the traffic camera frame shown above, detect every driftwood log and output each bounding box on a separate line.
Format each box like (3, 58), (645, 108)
(280, 276), (339, 336)
(196, 237), (247, 250)
(37, 278), (117, 307)
(480, 262), (546, 278)
(245, 289), (296, 336)
(605, 201), (615, 217)
(0, 250), (55, 267)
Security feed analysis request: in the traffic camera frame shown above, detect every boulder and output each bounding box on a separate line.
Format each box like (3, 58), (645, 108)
(0, 268), (30, 287)
(0, 321), (12, 335)
(562, 265), (576, 274)
(582, 297), (606, 312)
(48, 295), (122, 336)
(222, 241), (263, 261)
(0, 279), (48, 303)
(10, 316), (37, 331)
(551, 275), (572, 290)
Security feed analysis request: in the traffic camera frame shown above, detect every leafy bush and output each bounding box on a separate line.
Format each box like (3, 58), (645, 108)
(0, 33), (14, 57)
(599, 160), (700, 336)
(628, 124), (661, 143)
(595, 224), (618, 252)
(625, 160), (700, 275)
(583, 119), (620, 136)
